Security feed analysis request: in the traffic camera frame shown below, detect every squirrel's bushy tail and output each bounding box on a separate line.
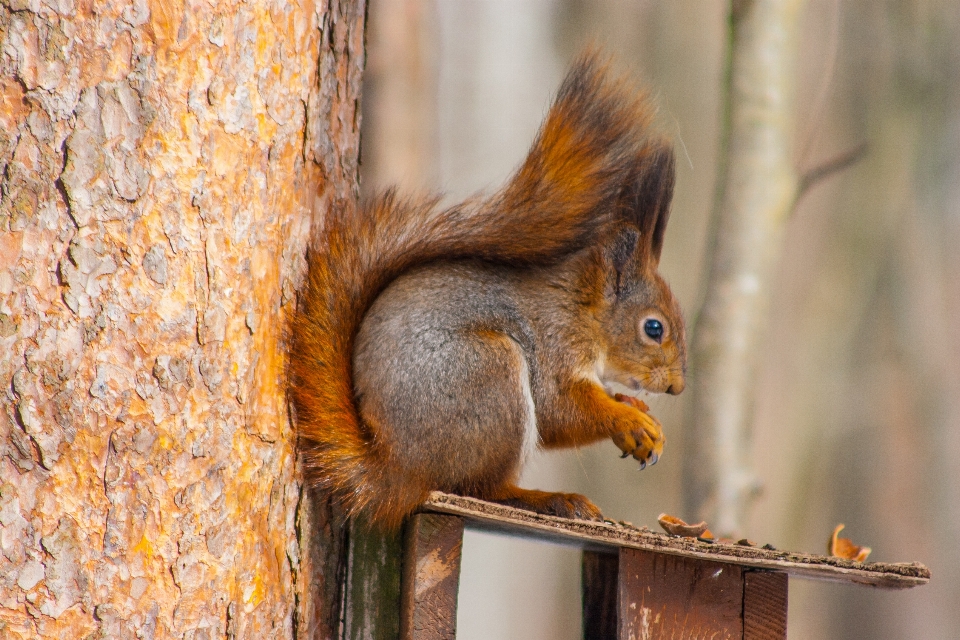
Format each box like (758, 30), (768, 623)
(290, 53), (661, 526)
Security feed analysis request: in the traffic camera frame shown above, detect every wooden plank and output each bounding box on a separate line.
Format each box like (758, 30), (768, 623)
(419, 492), (930, 589)
(296, 489), (350, 640)
(619, 548), (744, 639)
(400, 514), (465, 640)
(743, 571), (788, 639)
(343, 516), (404, 640)
(582, 550), (619, 640)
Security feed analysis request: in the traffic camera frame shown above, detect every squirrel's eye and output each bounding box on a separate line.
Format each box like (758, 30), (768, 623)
(643, 319), (664, 342)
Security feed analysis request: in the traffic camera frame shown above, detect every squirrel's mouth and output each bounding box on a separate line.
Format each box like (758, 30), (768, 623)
(602, 377), (651, 400)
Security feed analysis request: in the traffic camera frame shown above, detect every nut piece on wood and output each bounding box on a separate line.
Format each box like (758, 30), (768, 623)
(658, 513), (709, 538)
(828, 524), (872, 562)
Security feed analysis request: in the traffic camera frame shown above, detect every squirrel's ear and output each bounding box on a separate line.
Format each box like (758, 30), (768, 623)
(621, 143), (675, 266)
(605, 224), (640, 299)
(608, 224), (640, 273)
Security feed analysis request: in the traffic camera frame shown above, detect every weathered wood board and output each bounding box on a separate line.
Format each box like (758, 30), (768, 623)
(419, 492), (930, 589)
(619, 549), (746, 639)
(400, 514), (465, 640)
(743, 570), (789, 639)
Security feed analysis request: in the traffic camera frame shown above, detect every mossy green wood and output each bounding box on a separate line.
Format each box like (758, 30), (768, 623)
(344, 516), (405, 640)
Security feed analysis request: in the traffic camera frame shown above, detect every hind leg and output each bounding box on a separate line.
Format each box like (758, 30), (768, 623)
(447, 335), (603, 521)
(356, 326), (533, 496)
(357, 324), (603, 522)
(477, 484), (603, 521)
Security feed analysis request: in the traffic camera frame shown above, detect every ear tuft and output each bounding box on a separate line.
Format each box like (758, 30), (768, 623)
(606, 224), (640, 298)
(619, 143), (676, 266)
(648, 146), (676, 263)
(609, 225), (640, 274)
(496, 50), (658, 260)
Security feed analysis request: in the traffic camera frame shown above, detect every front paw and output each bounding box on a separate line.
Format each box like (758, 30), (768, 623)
(611, 394), (665, 470)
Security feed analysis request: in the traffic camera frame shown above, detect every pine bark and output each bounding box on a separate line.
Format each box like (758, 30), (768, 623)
(0, 1), (364, 638)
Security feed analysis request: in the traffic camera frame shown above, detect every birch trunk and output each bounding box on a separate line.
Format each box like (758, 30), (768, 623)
(683, 0), (804, 535)
(0, 1), (364, 638)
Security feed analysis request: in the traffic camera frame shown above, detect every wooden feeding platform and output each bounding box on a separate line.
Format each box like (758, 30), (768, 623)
(343, 491), (930, 640)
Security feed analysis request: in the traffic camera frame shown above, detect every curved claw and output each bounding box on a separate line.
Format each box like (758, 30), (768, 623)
(611, 404), (665, 468)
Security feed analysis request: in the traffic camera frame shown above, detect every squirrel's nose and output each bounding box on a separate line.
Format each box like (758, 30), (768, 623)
(666, 379), (685, 395)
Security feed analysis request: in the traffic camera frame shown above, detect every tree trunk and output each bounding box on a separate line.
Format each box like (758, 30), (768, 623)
(683, 0), (805, 535)
(0, 1), (364, 638)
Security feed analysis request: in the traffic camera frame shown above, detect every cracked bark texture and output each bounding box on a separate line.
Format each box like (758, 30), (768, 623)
(0, 0), (364, 638)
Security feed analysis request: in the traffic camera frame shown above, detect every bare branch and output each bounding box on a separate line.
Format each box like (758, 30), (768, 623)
(796, 141), (869, 201)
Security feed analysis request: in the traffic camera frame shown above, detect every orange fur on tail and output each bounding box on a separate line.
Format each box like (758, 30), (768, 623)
(289, 53), (663, 525)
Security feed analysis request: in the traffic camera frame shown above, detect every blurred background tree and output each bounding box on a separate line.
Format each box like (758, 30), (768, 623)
(361, 1), (959, 638)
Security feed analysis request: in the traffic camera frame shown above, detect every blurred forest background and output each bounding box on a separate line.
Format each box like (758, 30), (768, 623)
(359, 1), (959, 638)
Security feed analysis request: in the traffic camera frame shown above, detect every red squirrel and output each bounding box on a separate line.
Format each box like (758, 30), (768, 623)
(290, 54), (686, 528)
